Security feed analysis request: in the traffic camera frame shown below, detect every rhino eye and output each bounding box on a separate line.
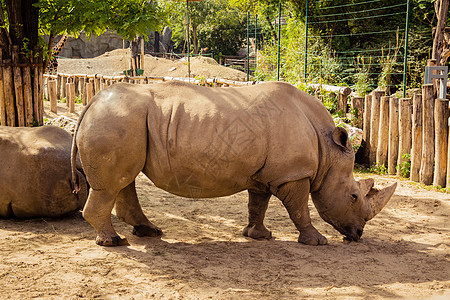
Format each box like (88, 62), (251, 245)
(351, 194), (358, 203)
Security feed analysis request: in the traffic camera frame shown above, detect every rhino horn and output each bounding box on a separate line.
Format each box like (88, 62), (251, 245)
(358, 178), (375, 197)
(364, 182), (397, 221)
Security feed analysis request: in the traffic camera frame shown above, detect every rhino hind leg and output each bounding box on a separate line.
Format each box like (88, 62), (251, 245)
(243, 190), (272, 240)
(276, 179), (328, 246)
(114, 180), (163, 238)
(83, 189), (129, 246)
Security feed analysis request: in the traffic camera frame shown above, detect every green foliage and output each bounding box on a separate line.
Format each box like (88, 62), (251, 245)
(36, 0), (163, 40)
(164, 0), (247, 59)
(370, 163), (388, 175)
(353, 56), (373, 96)
(397, 153), (411, 178)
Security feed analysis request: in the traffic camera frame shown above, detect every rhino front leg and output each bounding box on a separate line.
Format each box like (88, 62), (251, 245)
(114, 180), (163, 237)
(83, 189), (129, 246)
(243, 190), (272, 239)
(275, 179), (328, 245)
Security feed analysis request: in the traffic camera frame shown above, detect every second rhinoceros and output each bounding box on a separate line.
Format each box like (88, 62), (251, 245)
(0, 125), (88, 218)
(72, 81), (396, 246)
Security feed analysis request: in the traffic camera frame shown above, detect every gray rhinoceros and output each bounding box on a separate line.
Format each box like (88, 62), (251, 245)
(72, 81), (396, 246)
(0, 126), (88, 218)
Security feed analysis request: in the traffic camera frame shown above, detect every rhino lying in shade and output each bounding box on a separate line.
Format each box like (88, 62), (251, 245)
(72, 81), (396, 246)
(0, 126), (88, 218)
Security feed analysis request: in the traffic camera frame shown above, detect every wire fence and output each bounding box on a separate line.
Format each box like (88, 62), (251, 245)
(242, 0), (411, 96)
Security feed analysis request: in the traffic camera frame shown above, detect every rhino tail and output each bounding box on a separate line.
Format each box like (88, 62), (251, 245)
(71, 96), (98, 194)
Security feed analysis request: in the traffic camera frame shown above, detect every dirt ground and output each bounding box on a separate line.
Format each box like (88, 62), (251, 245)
(0, 101), (448, 299)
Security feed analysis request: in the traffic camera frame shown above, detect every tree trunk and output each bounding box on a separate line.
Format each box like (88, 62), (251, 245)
(432, 0), (449, 66)
(192, 24), (198, 54)
(0, 0), (43, 127)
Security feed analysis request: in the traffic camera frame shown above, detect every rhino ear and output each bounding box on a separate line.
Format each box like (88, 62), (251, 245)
(332, 127), (351, 150)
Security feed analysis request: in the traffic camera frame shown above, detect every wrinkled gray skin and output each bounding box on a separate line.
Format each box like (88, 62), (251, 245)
(72, 81), (396, 246)
(0, 126), (88, 218)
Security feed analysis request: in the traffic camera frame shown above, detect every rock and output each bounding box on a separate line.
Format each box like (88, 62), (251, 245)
(160, 27), (172, 52)
(334, 118), (363, 149)
(45, 116), (78, 136)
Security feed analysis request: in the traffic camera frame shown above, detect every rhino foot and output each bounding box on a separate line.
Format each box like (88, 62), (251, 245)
(132, 225), (163, 237)
(298, 226), (328, 246)
(96, 235), (129, 247)
(242, 225), (272, 240)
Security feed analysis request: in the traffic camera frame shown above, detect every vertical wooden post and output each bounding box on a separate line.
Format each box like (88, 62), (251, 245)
(56, 74), (62, 100)
(397, 98), (412, 175)
(80, 76), (86, 105)
(68, 83), (75, 113)
(74, 75), (80, 97)
(363, 94), (372, 147)
(12, 46), (25, 126)
(448, 108), (450, 188)
(22, 66), (34, 126)
(3, 60), (15, 126)
(36, 66), (44, 125)
(351, 96), (364, 128)
(86, 79), (94, 104)
(0, 49), (5, 125)
(420, 84), (435, 185)
(61, 75), (68, 99)
(94, 75), (100, 95)
(369, 90), (384, 165)
(48, 80), (57, 113)
(410, 93), (423, 181)
(388, 96), (399, 174)
(376, 96), (390, 166)
(338, 94), (348, 112)
(433, 98), (449, 187)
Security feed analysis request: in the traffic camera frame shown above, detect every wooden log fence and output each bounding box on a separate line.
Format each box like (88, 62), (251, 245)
(357, 84), (449, 189)
(0, 47), (44, 127)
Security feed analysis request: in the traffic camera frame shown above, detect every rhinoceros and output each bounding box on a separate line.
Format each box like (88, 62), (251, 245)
(0, 126), (88, 218)
(71, 81), (396, 246)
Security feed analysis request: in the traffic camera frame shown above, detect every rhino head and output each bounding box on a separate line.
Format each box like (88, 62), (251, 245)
(311, 127), (397, 242)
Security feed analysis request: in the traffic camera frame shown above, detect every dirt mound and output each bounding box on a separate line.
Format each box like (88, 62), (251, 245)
(57, 49), (247, 81)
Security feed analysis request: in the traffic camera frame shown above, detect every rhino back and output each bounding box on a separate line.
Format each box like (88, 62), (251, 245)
(141, 81), (334, 196)
(0, 126), (83, 217)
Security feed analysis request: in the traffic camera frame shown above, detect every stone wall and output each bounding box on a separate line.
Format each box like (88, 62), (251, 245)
(51, 28), (173, 59)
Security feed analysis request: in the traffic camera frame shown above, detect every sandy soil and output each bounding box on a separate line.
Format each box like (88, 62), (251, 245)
(57, 49), (248, 81)
(0, 101), (448, 299)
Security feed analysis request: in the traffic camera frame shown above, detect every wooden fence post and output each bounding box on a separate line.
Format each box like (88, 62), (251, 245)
(94, 75), (100, 95)
(351, 96), (364, 128)
(80, 76), (86, 105)
(22, 66), (33, 126)
(68, 83), (75, 113)
(433, 98), (449, 187)
(48, 80), (57, 113)
(388, 96), (399, 175)
(369, 90), (384, 165)
(397, 98), (412, 176)
(0, 49), (5, 125)
(3, 59), (15, 126)
(56, 74), (62, 100)
(376, 96), (390, 166)
(12, 46), (25, 126)
(86, 79), (94, 104)
(420, 84), (435, 185)
(61, 75), (68, 99)
(410, 93), (423, 181)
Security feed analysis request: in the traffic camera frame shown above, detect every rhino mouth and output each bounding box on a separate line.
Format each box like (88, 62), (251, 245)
(333, 224), (364, 242)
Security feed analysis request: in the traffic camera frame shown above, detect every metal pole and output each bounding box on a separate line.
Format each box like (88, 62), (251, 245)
(187, 0), (191, 81)
(255, 14), (258, 70)
(277, 2), (281, 81)
(304, 0), (309, 81)
(402, 0), (410, 98)
(247, 11), (250, 82)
